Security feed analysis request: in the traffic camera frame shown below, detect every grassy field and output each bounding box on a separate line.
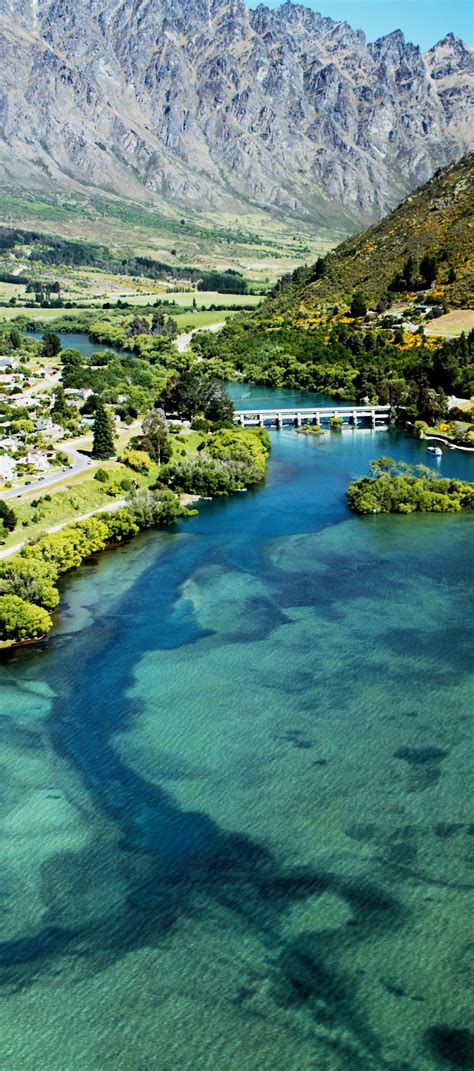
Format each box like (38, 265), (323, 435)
(0, 286), (262, 322)
(156, 291), (262, 308)
(0, 305), (95, 322)
(172, 309), (234, 330)
(425, 310), (474, 338)
(0, 188), (339, 281)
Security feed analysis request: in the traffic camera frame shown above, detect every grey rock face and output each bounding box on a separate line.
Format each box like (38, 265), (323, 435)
(0, 0), (472, 226)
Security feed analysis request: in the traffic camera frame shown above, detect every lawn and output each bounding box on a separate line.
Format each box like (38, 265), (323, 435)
(159, 291), (263, 308)
(173, 309), (237, 330)
(0, 291), (261, 324)
(1, 460), (154, 550)
(425, 310), (474, 338)
(0, 305), (95, 322)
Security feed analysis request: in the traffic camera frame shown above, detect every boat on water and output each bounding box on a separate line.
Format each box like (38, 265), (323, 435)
(427, 446), (443, 456)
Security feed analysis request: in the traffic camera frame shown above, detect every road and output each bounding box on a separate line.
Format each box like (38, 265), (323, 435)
(0, 491), (200, 561)
(175, 321), (226, 353)
(17, 371), (61, 401)
(0, 443), (93, 501)
(0, 499), (126, 561)
(0, 421), (143, 503)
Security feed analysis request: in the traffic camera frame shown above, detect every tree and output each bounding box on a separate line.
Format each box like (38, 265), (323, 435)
(59, 348), (82, 368)
(204, 381), (234, 424)
(51, 385), (68, 420)
(403, 256), (415, 288)
(127, 316), (149, 337)
(420, 254), (437, 286)
(42, 329), (61, 358)
(159, 370), (234, 423)
(350, 292), (367, 318)
(0, 501), (17, 532)
(0, 558), (59, 610)
(92, 398), (115, 459)
(9, 328), (22, 349)
(0, 594), (52, 641)
(141, 410), (172, 464)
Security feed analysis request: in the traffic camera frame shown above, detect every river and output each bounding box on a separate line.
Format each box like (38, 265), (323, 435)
(0, 344), (473, 1070)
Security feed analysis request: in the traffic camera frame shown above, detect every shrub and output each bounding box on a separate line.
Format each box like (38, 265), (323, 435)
(126, 489), (182, 527)
(94, 468), (109, 483)
(0, 595), (52, 642)
(123, 449), (152, 474)
(0, 501), (17, 532)
(329, 416), (343, 431)
(0, 558), (59, 610)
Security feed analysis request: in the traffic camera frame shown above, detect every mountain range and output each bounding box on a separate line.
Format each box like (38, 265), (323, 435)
(0, 0), (473, 234)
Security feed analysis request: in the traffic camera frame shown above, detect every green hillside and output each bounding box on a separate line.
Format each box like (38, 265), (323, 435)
(190, 156), (474, 420)
(263, 152), (474, 319)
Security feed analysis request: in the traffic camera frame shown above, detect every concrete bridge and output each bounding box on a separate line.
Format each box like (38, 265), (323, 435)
(234, 405), (391, 429)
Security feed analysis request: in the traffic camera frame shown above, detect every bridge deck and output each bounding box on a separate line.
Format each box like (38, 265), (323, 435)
(234, 405), (390, 426)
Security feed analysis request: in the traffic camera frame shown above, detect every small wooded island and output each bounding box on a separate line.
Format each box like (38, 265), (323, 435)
(347, 457), (474, 514)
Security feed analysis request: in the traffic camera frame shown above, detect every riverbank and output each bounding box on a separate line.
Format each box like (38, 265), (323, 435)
(0, 422), (271, 645)
(0, 493), (201, 563)
(0, 490), (193, 647)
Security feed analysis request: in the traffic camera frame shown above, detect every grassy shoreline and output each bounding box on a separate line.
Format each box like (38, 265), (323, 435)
(0, 426), (271, 648)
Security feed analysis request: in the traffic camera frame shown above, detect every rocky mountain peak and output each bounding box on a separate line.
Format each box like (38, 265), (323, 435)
(0, 0), (472, 231)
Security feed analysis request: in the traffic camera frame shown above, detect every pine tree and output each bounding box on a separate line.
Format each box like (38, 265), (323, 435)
(51, 385), (67, 420)
(92, 399), (115, 459)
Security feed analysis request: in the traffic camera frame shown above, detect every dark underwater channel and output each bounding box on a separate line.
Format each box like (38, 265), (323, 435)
(0, 408), (473, 1070)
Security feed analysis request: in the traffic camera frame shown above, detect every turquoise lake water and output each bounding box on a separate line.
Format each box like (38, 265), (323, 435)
(0, 377), (473, 1070)
(29, 330), (126, 359)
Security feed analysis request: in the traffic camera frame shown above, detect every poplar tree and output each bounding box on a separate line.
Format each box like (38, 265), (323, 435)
(92, 399), (115, 459)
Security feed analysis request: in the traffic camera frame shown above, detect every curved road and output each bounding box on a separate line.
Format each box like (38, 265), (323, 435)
(0, 444), (93, 502)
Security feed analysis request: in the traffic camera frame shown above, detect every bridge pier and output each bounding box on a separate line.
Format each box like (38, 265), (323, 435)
(371, 409), (376, 427)
(314, 411), (321, 426)
(295, 412), (301, 428)
(352, 410), (358, 427)
(258, 413), (263, 427)
(276, 413), (282, 429)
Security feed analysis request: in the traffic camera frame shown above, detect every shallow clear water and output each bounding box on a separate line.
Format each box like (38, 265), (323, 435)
(0, 390), (473, 1069)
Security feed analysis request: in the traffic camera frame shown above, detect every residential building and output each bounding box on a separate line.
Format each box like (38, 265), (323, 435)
(0, 455), (17, 481)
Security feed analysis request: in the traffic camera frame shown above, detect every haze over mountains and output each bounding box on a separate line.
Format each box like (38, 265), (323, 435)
(0, 0), (473, 233)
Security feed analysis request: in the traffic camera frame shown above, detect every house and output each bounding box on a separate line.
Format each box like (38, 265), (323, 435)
(0, 436), (18, 451)
(0, 455), (17, 481)
(35, 417), (65, 439)
(0, 356), (17, 371)
(64, 387), (93, 402)
(23, 449), (51, 472)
